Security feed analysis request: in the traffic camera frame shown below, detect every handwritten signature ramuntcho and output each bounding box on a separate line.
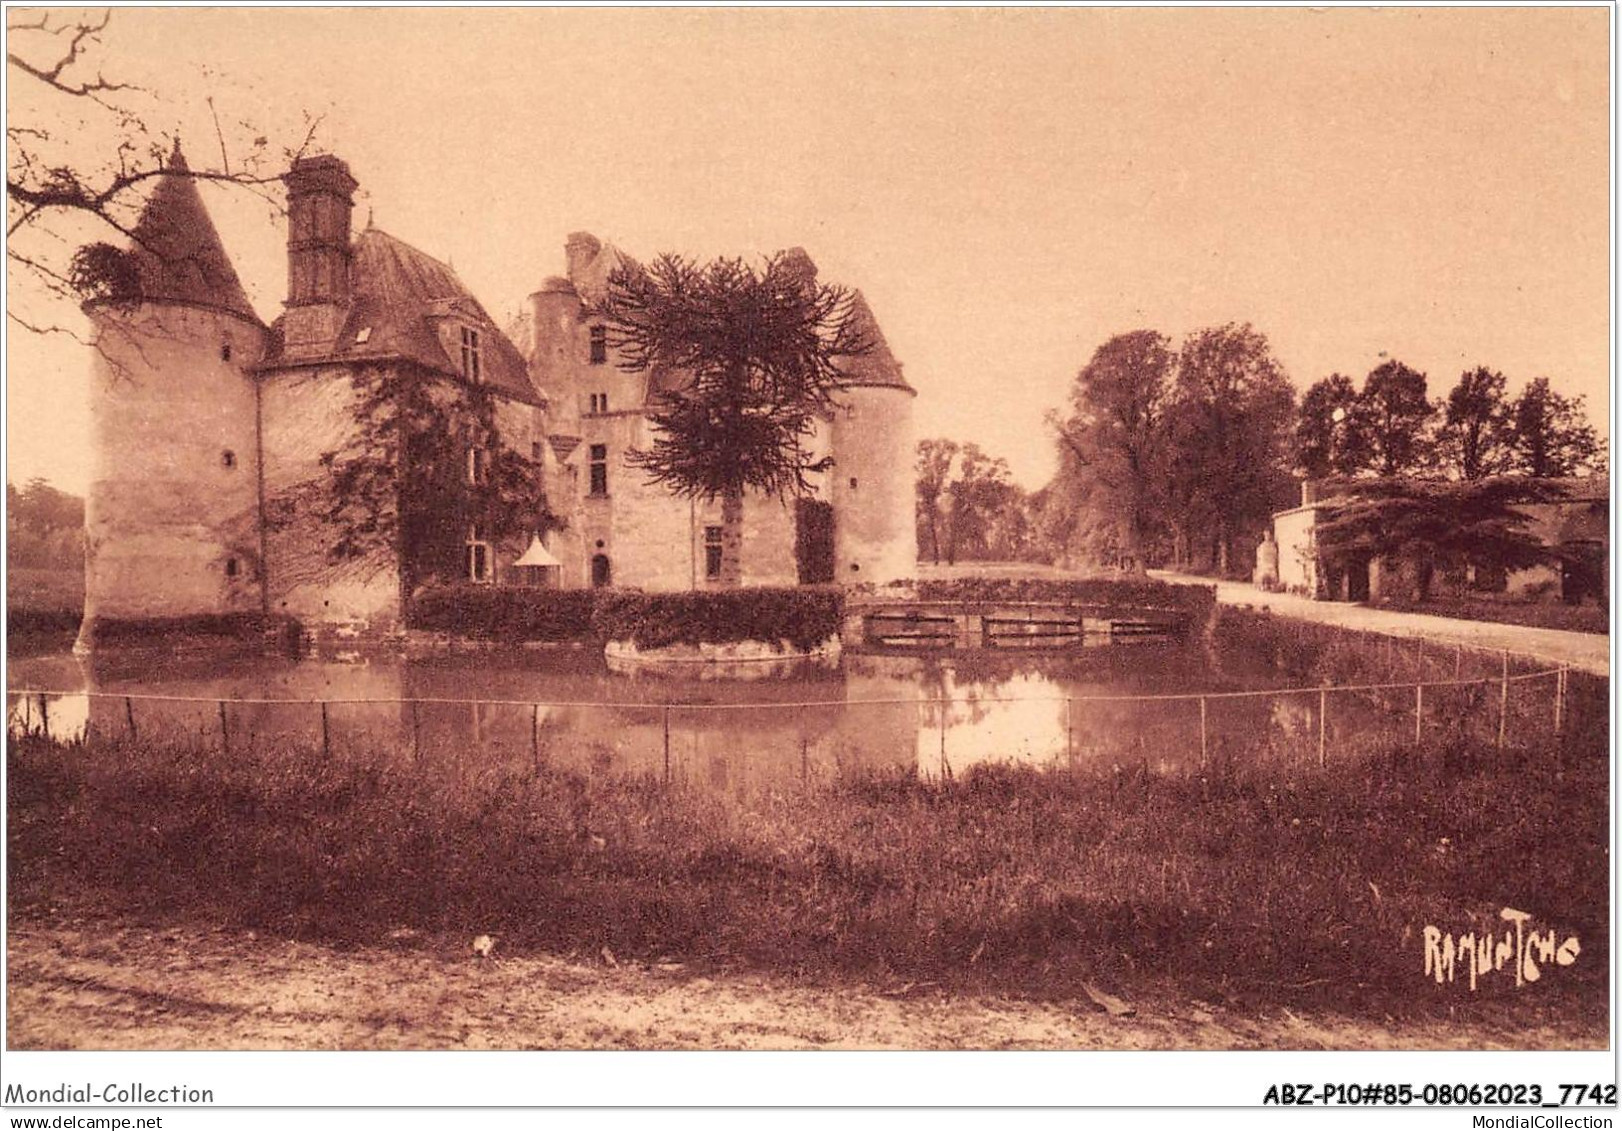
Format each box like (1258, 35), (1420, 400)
(1422, 907), (1580, 991)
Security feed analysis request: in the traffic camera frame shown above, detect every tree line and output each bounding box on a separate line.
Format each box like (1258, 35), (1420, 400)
(918, 324), (1603, 578)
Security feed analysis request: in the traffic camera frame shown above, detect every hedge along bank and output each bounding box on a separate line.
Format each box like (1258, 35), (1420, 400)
(406, 583), (846, 658)
(595, 587), (846, 673)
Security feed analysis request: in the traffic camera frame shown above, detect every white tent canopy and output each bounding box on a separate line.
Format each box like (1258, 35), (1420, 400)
(513, 535), (562, 568)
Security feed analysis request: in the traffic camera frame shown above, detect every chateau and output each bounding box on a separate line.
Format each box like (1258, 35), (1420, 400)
(77, 148), (916, 646)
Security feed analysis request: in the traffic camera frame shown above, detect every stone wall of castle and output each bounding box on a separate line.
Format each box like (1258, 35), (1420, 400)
(80, 304), (267, 636)
(259, 364), (404, 626)
(829, 385), (917, 585)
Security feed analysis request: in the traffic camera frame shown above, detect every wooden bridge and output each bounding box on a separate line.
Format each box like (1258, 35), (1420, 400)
(845, 600), (1192, 652)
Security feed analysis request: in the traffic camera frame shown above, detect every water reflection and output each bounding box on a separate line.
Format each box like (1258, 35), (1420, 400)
(8, 643), (1311, 791)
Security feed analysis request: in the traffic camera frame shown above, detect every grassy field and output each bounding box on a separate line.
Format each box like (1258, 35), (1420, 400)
(8, 715), (1606, 1025)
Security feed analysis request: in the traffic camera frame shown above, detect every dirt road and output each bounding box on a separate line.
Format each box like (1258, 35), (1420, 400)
(7, 918), (1601, 1051)
(1153, 571), (1609, 677)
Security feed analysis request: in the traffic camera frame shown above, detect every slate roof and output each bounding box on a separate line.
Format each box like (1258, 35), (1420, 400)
(262, 227), (541, 405)
(834, 290), (912, 393)
(122, 140), (260, 323)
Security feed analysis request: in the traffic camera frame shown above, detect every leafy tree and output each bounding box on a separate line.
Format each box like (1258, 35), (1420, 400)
(1437, 366), (1514, 480)
(301, 368), (560, 602)
(1313, 477), (1561, 601)
(1049, 330), (1174, 574)
(6, 478), (85, 569)
(8, 10), (319, 356)
(1358, 360), (1435, 476)
(914, 439), (1030, 564)
(596, 251), (870, 586)
(1509, 377), (1599, 478)
(1167, 323), (1296, 575)
(915, 438), (960, 565)
(1296, 373), (1372, 480)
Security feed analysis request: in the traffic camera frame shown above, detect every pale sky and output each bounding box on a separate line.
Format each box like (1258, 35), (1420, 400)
(5, 6), (1612, 492)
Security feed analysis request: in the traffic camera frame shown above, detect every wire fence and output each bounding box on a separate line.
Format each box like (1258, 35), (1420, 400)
(6, 640), (1583, 790)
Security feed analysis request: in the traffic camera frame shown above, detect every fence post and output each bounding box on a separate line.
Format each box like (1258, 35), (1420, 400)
(1198, 697), (1208, 770)
(1414, 683), (1423, 744)
(320, 701), (330, 759)
(38, 693), (49, 740)
(411, 700), (421, 762)
(1553, 667), (1565, 737)
(1497, 651), (1509, 751)
(125, 695), (137, 739)
(218, 700), (229, 757)
(939, 700), (948, 771)
(663, 703), (671, 783)
(1454, 643), (1462, 678)
(532, 704), (540, 770)
(801, 735), (808, 783)
(1318, 688), (1327, 769)
(1065, 697), (1073, 762)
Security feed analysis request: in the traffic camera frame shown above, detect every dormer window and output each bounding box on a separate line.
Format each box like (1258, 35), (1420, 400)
(354, 326), (372, 346)
(460, 326), (483, 383)
(589, 325), (607, 365)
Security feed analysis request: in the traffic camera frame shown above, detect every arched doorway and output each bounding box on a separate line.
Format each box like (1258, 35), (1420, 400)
(591, 553), (612, 588)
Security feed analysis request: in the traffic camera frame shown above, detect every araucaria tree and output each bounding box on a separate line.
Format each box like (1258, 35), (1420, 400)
(1051, 330), (1174, 574)
(596, 252), (870, 586)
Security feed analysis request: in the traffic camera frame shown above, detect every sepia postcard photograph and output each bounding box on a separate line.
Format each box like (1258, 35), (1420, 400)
(1, 2), (1613, 1119)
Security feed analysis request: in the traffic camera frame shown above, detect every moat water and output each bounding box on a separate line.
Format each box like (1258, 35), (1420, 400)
(7, 638), (1417, 790)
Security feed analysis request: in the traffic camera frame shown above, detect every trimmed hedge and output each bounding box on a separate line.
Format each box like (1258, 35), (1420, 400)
(407, 586), (598, 642)
(592, 586), (843, 652)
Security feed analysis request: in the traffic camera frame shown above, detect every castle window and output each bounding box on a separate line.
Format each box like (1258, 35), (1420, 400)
(849, 477), (858, 490)
(588, 392), (609, 414)
(589, 443), (608, 497)
(220, 341), (233, 362)
(589, 325), (608, 365)
(591, 553), (612, 588)
(531, 441), (542, 461)
(222, 449), (237, 469)
(704, 526), (723, 580)
(225, 557), (239, 578)
(466, 525), (491, 583)
(460, 326), (483, 383)
(466, 446), (488, 486)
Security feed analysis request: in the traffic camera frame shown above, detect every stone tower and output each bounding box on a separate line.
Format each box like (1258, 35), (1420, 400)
(829, 291), (917, 584)
(77, 140), (268, 649)
(279, 154), (357, 359)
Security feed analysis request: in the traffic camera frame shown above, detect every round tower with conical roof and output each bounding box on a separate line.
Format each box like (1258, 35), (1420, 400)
(829, 290), (917, 585)
(77, 140), (269, 649)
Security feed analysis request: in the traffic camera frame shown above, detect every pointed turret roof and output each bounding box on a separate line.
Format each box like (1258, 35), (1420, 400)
(836, 290), (913, 393)
(126, 140), (260, 323)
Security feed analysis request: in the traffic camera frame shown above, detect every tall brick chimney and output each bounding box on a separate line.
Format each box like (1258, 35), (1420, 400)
(281, 154), (357, 357)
